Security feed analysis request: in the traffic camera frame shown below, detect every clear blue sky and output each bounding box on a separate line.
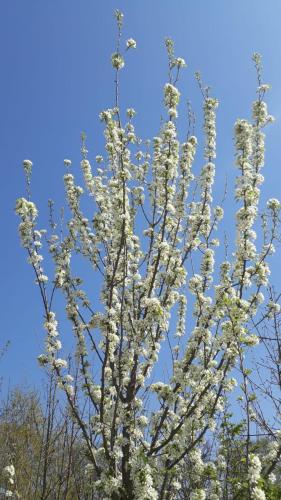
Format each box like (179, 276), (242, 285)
(1, 0), (281, 389)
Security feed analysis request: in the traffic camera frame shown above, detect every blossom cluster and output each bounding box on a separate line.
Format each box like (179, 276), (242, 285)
(2, 464), (16, 498)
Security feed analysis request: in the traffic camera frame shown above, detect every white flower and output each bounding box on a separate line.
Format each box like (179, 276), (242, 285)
(37, 274), (48, 283)
(252, 486), (266, 500)
(268, 472), (276, 484)
(64, 159), (72, 167)
(53, 358), (68, 370)
(37, 354), (49, 366)
(164, 83), (180, 111)
(267, 198), (281, 211)
(252, 100), (269, 125)
(65, 384), (74, 397)
(189, 274), (203, 293)
(267, 301), (280, 317)
(137, 415), (148, 427)
(258, 83), (271, 93)
(126, 38), (136, 49)
(127, 108), (136, 118)
(15, 197), (38, 219)
(174, 57), (186, 67)
(23, 159), (33, 169)
(111, 52), (125, 70)
(3, 465), (15, 477)
(204, 98), (218, 159)
(214, 206), (224, 220)
(248, 454), (262, 485)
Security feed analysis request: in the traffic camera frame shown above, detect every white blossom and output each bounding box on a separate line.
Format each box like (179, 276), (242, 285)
(267, 198), (281, 211)
(111, 52), (124, 70)
(53, 358), (68, 370)
(126, 38), (137, 49)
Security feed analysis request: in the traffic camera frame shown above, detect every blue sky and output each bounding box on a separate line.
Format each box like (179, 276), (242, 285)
(1, 0), (281, 389)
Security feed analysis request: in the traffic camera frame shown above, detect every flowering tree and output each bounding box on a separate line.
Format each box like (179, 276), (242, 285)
(15, 10), (281, 500)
